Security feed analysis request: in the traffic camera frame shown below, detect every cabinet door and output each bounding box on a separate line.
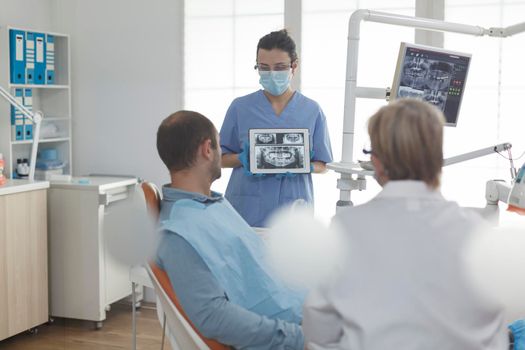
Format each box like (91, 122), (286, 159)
(0, 189), (48, 340)
(0, 195), (8, 340)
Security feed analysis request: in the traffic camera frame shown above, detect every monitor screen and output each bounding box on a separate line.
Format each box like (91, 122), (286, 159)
(390, 42), (471, 126)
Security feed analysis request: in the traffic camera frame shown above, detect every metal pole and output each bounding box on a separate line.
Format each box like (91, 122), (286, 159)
(131, 281), (137, 350)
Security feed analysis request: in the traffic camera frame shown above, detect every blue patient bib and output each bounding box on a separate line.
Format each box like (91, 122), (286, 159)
(159, 197), (304, 324)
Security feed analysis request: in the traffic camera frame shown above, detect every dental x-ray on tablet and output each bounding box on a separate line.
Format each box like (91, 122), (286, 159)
(249, 128), (310, 174)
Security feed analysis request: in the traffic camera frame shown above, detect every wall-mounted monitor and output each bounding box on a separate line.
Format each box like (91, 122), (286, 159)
(390, 42), (471, 126)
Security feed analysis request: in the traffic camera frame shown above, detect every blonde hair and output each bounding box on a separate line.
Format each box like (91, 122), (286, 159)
(368, 99), (445, 188)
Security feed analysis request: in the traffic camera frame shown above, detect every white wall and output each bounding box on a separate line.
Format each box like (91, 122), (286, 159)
(51, 0), (184, 303)
(53, 0), (184, 187)
(0, 0), (55, 32)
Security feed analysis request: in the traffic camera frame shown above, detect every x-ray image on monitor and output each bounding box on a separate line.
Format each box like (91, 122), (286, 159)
(249, 128), (310, 174)
(391, 42), (471, 126)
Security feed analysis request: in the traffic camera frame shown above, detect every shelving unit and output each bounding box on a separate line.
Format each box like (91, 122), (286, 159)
(0, 26), (71, 179)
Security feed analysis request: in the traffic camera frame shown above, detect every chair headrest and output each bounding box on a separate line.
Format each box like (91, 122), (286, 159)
(141, 181), (161, 221)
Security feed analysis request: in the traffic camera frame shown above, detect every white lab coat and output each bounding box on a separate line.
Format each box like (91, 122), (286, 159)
(303, 180), (508, 350)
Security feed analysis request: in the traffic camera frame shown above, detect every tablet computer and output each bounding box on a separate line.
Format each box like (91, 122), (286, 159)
(249, 128), (310, 174)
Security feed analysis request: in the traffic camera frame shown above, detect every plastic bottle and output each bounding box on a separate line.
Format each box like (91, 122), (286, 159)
(22, 158), (29, 176)
(17, 158), (29, 178)
(0, 153), (6, 186)
(16, 158), (22, 178)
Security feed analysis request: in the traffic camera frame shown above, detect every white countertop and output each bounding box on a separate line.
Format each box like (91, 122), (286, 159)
(0, 179), (50, 196)
(49, 176), (137, 192)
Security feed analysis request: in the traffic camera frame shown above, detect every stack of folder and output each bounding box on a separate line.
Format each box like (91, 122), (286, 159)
(9, 29), (25, 84)
(10, 88), (24, 141)
(23, 88), (33, 140)
(46, 34), (55, 84)
(9, 29), (55, 85)
(10, 88), (33, 141)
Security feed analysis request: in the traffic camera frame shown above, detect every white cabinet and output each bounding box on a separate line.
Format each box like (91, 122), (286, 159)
(0, 181), (49, 341)
(47, 176), (138, 327)
(0, 26), (71, 179)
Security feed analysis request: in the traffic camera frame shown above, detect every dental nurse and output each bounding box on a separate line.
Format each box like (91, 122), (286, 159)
(220, 29), (333, 227)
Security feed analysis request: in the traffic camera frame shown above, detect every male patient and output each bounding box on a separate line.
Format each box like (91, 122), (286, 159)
(155, 110), (304, 349)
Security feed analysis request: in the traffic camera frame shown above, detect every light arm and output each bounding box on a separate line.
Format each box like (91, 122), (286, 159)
(486, 163), (525, 217)
(486, 180), (511, 205)
(503, 22), (525, 36)
(0, 85), (43, 181)
(443, 143), (512, 166)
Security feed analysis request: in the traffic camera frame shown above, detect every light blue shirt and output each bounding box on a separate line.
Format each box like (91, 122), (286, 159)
(220, 90), (333, 227)
(156, 185), (305, 350)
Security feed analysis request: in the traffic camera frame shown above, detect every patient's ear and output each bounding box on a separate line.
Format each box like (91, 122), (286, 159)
(371, 154), (388, 186)
(200, 139), (214, 160)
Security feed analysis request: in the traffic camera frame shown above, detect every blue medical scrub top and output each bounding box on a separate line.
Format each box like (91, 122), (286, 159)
(219, 90), (333, 227)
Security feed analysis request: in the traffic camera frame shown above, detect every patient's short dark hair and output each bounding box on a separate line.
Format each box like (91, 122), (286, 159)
(157, 110), (218, 171)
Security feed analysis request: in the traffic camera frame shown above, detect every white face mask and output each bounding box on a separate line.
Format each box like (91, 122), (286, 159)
(259, 70), (291, 96)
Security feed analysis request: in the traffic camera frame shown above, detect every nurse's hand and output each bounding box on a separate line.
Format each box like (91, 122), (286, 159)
(310, 150), (328, 174)
(237, 142), (250, 173)
(309, 149), (315, 173)
(238, 141), (265, 177)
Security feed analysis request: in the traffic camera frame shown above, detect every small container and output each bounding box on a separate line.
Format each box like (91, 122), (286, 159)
(23, 159), (30, 176)
(17, 158), (29, 177)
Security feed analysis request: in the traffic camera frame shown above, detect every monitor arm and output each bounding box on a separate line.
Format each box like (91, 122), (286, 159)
(332, 9), (525, 210)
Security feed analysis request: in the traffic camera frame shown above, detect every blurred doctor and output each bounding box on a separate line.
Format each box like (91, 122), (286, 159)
(302, 99), (508, 350)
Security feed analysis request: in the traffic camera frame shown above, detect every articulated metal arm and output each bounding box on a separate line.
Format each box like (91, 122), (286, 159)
(443, 143), (512, 166)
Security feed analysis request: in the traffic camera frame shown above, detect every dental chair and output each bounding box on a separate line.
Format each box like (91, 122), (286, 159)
(140, 181), (229, 350)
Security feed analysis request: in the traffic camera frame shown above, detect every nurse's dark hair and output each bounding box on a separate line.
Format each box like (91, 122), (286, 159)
(157, 110), (218, 171)
(257, 29), (298, 63)
(368, 99), (445, 189)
